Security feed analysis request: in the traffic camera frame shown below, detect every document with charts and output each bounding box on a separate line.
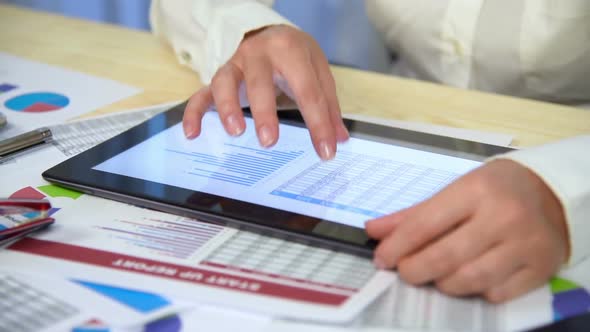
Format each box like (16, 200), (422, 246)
(0, 268), (189, 332)
(0, 194), (393, 323)
(0, 52), (140, 139)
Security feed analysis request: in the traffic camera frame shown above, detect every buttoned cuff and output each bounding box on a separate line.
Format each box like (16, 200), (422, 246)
(193, 1), (295, 84)
(489, 136), (590, 266)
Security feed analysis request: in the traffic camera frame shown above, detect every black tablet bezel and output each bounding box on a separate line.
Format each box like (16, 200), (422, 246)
(42, 101), (513, 257)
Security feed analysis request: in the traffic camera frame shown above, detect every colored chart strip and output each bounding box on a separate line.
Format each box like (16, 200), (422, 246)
(551, 278), (590, 320)
(9, 185), (82, 200)
(73, 280), (171, 313)
(145, 316), (182, 332)
(9, 185), (82, 217)
(37, 184), (83, 199)
(0, 83), (17, 94)
(9, 186), (46, 200)
(72, 319), (109, 332)
(72, 282), (181, 332)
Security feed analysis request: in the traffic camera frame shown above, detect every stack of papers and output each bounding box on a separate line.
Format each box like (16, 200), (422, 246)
(1, 53), (589, 332)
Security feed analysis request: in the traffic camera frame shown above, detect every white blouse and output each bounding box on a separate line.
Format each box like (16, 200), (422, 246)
(365, 0), (590, 103)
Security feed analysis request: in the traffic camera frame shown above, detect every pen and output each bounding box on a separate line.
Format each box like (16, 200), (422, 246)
(0, 112), (6, 129)
(0, 127), (53, 159)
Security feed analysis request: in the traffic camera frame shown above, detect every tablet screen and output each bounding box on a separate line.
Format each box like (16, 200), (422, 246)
(94, 112), (481, 229)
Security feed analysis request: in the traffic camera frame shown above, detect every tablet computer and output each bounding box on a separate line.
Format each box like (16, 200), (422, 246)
(42, 101), (512, 257)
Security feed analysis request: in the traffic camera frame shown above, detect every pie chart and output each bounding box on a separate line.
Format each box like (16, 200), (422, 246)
(4, 92), (70, 112)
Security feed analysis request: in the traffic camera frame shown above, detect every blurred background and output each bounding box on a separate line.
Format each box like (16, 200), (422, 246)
(1, 0), (392, 73)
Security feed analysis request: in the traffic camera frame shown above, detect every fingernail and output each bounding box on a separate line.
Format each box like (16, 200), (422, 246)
(319, 140), (335, 160)
(259, 126), (274, 147)
(226, 114), (244, 136)
(184, 123), (196, 138)
(373, 257), (386, 270)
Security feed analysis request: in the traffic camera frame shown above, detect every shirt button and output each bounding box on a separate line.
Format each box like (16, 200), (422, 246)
(180, 50), (192, 63)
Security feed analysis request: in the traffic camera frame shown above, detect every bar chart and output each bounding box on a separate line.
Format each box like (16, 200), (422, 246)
(166, 143), (304, 187)
(94, 217), (225, 260)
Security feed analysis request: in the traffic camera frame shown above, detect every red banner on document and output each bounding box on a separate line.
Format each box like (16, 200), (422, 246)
(9, 238), (350, 305)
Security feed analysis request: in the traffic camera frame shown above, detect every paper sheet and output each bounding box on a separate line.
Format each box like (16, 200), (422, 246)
(181, 305), (272, 332)
(0, 269), (92, 332)
(4, 104), (588, 332)
(0, 52), (140, 139)
(0, 194), (393, 323)
(0, 268), (189, 332)
(49, 101), (179, 157)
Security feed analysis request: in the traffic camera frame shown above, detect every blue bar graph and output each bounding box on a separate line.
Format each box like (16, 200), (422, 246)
(95, 217), (224, 259)
(166, 144), (304, 186)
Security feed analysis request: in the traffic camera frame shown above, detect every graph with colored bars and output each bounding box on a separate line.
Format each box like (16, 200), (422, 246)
(0, 273), (79, 332)
(166, 144), (304, 187)
(271, 151), (459, 218)
(94, 216), (226, 260)
(202, 231), (376, 291)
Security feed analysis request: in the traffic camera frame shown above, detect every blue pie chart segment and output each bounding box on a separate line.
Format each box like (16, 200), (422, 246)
(5, 92), (70, 112)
